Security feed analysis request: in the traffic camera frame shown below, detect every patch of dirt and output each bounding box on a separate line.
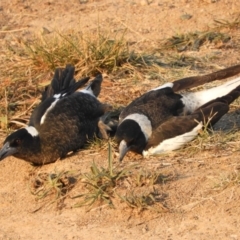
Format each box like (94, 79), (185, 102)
(1, 0), (240, 239)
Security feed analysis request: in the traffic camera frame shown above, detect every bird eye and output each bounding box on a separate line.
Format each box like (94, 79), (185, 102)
(15, 139), (22, 145)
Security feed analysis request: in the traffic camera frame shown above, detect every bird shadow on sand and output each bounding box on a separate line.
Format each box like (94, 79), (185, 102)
(213, 109), (240, 132)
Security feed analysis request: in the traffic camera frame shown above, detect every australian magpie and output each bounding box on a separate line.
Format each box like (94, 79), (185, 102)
(0, 65), (111, 165)
(115, 64), (240, 161)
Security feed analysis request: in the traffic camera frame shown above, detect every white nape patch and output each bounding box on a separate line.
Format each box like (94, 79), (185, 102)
(142, 122), (203, 157)
(25, 126), (39, 137)
(149, 82), (174, 92)
(40, 99), (59, 125)
(182, 76), (240, 113)
(123, 113), (152, 140)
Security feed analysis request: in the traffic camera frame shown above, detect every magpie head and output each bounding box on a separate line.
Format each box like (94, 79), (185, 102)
(115, 119), (147, 162)
(0, 126), (39, 161)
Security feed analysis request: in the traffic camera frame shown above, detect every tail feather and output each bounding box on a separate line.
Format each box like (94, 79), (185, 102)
(63, 76), (90, 96)
(181, 76), (240, 113)
(41, 65), (74, 102)
(197, 90), (240, 109)
(172, 64), (240, 92)
(193, 87), (239, 126)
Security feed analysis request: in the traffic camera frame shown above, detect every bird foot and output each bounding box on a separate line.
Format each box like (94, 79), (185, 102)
(97, 120), (112, 139)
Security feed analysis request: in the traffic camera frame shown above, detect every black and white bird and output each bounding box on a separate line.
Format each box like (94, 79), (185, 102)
(0, 65), (111, 165)
(115, 64), (240, 161)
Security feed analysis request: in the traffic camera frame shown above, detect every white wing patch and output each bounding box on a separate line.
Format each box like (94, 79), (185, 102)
(79, 89), (95, 96)
(123, 113), (152, 140)
(182, 76), (240, 113)
(53, 93), (67, 99)
(149, 82), (174, 92)
(40, 99), (59, 125)
(181, 92), (202, 114)
(78, 84), (95, 97)
(142, 122), (203, 157)
(25, 126), (39, 137)
(53, 93), (61, 99)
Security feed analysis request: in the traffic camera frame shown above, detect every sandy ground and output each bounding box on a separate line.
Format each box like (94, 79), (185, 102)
(1, 0), (240, 239)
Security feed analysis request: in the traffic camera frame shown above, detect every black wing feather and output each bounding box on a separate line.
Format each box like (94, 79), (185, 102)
(172, 64), (240, 92)
(146, 101), (229, 149)
(85, 74), (103, 97)
(146, 87), (240, 149)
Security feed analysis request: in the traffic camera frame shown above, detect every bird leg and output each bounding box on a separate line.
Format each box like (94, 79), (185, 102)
(101, 103), (113, 113)
(96, 104), (113, 139)
(97, 119), (112, 139)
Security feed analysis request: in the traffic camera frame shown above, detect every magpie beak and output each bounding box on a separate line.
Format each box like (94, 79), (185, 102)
(119, 140), (130, 162)
(0, 142), (18, 161)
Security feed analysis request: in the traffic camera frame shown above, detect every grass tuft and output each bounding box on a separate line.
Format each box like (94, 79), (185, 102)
(29, 169), (79, 200)
(161, 31), (230, 52)
(117, 189), (160, 210)
(72, 142), (132, 209)
(213, 170), (240, 192)
(0, 29), (162, 131)
(21, 30), (133, 75)
(71, 143), (169, 211)
(213, 15), (240, 30)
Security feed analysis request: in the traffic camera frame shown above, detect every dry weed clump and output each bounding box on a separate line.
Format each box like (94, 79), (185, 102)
(29, 169), (79, 200)
(160, 14), (240, 52)
(28, 143), (170, 212)
(0, 29), (167, 131)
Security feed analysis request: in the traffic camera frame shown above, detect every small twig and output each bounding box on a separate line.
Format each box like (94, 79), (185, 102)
(226, 187), (234, 203)
(12, 98), (39, 119)
(116, 18), (146, 42)
(4, 89), (8, 125)
(89, 204), (110, 212)
(134, 215), (162, 226)
(0, 28), (28, 33)
(227, 141), (240, 144)
(9, 120), (27, 127)
(180, 187), (235, 211)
